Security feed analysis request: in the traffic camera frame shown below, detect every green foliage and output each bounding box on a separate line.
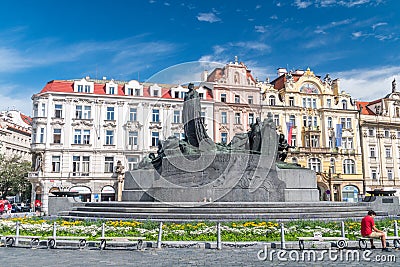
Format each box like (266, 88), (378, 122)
(0, 153), (31, 199)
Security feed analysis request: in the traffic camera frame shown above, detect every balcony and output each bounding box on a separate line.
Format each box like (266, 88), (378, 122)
(297, 147), (336, 154)
(302, 126), (320, 132)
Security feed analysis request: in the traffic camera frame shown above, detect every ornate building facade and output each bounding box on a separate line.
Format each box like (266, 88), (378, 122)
(206, 58), (260, 143)
(0, 110), (32, 161)
(28, 78), (214, 214)
(357, 79), (400, 196)
(260, 68), (364, 202)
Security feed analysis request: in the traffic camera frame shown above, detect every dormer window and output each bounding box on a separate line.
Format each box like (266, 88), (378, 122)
(171, 85), (188, 99)
(150, 84), (162, 97)
(124, 80), (143, 96)
(342, 100), (348, 110)
(106, 81), (118, 95)
(74, 78), (94, 93)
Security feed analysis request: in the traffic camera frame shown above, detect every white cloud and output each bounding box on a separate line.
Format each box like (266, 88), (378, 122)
(270, 15), (278, 20)
(228, 41), (271, 52)
(197, 12), (221, 23)
(315, 19), (353, 34)
(255, 25), (268, 33)
(255, 4), (262, 9)
(294, 0), (313, 8)
(332, 66), (400, 101)
(352, 31), (363, 38)
(0, 94), (31, 116)
(372, 22), (388, 30)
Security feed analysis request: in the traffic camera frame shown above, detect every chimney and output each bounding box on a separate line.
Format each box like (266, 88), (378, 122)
(277, 68), (287, 77)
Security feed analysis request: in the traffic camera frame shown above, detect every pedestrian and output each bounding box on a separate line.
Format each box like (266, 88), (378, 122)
(361, 210), (390, 251)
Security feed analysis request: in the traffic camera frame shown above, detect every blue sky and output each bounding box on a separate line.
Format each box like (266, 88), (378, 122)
(1, 0), (400, 115)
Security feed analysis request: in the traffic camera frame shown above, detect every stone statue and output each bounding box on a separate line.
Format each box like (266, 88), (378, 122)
(277, 133), (294, 162)
(392, 78), (397, 93)
(182, 83), (213, 149)
(249, 117), (262, 153)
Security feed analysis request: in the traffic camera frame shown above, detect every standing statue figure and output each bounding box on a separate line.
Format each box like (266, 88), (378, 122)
(183, 83), (213, 149)
(277, 134), (294, 162)
(249, 117), (262, 153)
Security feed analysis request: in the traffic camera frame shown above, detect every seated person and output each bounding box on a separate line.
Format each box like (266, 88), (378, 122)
(361, 210), (390, 251)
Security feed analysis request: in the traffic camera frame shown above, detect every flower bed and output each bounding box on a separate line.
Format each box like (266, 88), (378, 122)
(0, 217), (399, 242)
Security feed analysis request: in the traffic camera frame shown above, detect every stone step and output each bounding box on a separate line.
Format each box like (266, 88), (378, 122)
(73, 206), (369, 214)
(64, 210), (374, 221)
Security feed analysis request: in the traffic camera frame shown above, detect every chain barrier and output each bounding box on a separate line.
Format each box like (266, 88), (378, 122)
(161, 243), (200, 249)
(222, 242), (258, 248)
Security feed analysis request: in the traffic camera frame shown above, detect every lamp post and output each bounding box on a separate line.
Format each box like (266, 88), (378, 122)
(358, 106), (366, 196)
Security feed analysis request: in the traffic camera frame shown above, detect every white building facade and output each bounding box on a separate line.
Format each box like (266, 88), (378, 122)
(29, 78), (214, 214)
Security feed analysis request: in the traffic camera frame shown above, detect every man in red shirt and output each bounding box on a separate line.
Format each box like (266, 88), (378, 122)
(361, 210), (390, 251)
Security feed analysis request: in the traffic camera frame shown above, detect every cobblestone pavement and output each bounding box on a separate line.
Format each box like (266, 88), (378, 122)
(0, 245), (399, 267)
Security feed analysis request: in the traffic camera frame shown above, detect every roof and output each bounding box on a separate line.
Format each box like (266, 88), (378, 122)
(356, 101), (376, 115)
(38, 80), (214, 100)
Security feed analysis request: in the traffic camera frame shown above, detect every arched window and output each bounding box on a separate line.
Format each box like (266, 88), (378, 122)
(269, 95), (276, 106)
(342, 100), (348, 110)
(327, 117), (332, 128)
(308, 158), (321, 172)
(343, 159), (355, 174)
(342, 185), (359, 202)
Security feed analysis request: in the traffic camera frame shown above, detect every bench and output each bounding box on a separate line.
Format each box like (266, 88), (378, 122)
(96, 236), (146, 250)
(2, 235), (41, 247)
(47, 236), (89, 249)
(298, 236), (348, 250)
(358, 236), (400, 249)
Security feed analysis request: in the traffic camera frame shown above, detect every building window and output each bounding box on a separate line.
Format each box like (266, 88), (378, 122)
(312, 99), (317, 109)
(33, 103), (39, 118)
(289, 97), (294, 106)
(75, 105), (82, 119)
(83, 130), (90, 144)
(369, 146), (376, 157)
(52, 156), (60, 173)
(153, 89), (159, 97)
(311, 135), (319, 147)
(346, 118), (352, 129)
(235, 113), (241, 124)
(129, 108), (137, 122)
(371, 169), (377, 180)
(273, 114), (279, 126)
(291, 135), (296, 147)
(221, 132), (228, 144)
(308, 158), (321, 172)
(328, 136), (334, 148)
(109, 86), (115, 95)
(327, 99), (332, 108)
(327, 117), (332, 128)
(54, 104), (63, 118)
(221, 94), (227, 103)
(248, 96), (253, 104)
(385, 146), (392, 158)
(292, 157), (298, 164)
(77, 85), (83, 93)
(368, 128), (375, 136)
(342, 137), (353, 149)
(82, 156), (90, 176)
(289, 115), (296, 126)
(53, 129), (61, 144)
(235, 95), (240, 103)
(72, 156), (81, 176)
(173, 110), (180, 124)
(249, 113), (254, 125)
(39, 128), (45, 143)
(342, 100), (348, 109)
(106, 107), (114, 120)
(307, 98), (311, 108)
(106, 130), (114, 145)
(151, 132), (159, 147)
(128, 88), (134, 96)
(302, 98), (307, 108)
(83, 106), (91, 119)
(74, 129), (82, 144)
(269, 95), (276, 106)
(104, 157), (114, 173)
(127, 157), (139, 171)
(221, 112), (227, 124)
(343, 159), (355, 174)
(41, 103), (46, 117)
(128, 131), (138, 146)
(84, 85), (91, 93)
(330, 158), (335, 174)
(152, 109), (160, 122)
(388, 168), (393, 180)
(384, 129), (390, 138)
(135, 88), (141, 96)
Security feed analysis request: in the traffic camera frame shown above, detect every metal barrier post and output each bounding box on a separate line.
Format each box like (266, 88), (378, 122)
(53, 222), (57, 238)
(217, 222), (221, 250)
(395, 221), (398, 237)
(280, 223), (285, 249)
(102, 223), (105, 238)
(341, 221), (345, 238)
(157, 222), (163, 249)
(15, 222), (20, 246)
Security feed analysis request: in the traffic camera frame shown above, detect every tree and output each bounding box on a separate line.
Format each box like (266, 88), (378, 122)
(0, 153), (31, 200)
